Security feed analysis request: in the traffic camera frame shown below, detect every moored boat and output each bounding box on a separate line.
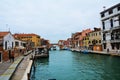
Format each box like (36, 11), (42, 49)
(34, 46), (49, 58)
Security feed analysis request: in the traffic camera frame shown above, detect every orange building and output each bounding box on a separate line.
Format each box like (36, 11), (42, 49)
(71, 29), (92, 49)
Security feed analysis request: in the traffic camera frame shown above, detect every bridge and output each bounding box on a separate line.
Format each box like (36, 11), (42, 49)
(50, 43), (58, 46)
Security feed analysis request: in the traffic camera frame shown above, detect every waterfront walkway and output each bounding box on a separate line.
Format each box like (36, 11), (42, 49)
(0, 56), (23, 80)
(11, 53), (33, 80)
(71, 48), (120, 56)
(0, 60), (12, 76)
(0, 50), (33, 80)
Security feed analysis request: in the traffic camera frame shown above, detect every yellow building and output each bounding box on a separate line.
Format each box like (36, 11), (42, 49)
(88, 28), (102, 51)
(14, 33), (41, 48)
(83, 34), (89, 49)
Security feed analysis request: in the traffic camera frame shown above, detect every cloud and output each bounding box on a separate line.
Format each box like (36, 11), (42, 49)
(0, 0), (119, 43)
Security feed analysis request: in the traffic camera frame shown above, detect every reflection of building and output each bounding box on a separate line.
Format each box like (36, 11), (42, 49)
(14, 33), (41, 48)
(88, 28), (102, 51)
(0, 31), (15, 61)
(100, 3), (120, 52)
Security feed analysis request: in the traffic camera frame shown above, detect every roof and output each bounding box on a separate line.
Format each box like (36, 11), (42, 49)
(100, 3), (120, 14)
(0, 31), (10, 38)
(14, 33), (40, 38)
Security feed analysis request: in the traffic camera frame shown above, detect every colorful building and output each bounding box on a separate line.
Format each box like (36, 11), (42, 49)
(71, 32), (82, 48)
(58, 40), (65, 49)
(71, 29), (92, 49)
(88, 28), (102, 51)
(14, 33), (41, 48)
(83, 33), (89, 49)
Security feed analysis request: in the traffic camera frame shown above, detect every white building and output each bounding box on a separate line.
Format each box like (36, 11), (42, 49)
(14, 39), (26, 50)
(0, 32), (15, 50)
(0, 31), (15, 62)
(100, 3), (120, 53)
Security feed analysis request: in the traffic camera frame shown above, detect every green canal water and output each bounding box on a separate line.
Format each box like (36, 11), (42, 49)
(31, 50), (120, 80)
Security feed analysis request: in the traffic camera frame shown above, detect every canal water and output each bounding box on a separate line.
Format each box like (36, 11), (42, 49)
(31, 50), (120, 80)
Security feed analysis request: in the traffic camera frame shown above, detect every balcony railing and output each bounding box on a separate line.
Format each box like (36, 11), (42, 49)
(110, 26), (120, 30)
(110, 39), (120, 43)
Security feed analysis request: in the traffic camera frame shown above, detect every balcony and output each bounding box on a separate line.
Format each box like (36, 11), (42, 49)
(101, 11), (120, 21)
(110, 26), (120, 30)
(110, 39), (120, 43)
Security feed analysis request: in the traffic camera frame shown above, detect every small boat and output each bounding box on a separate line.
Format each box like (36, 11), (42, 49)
(34, 46), (49, 58)
(82, 50), (89, 54)
(52, 46), (56, 50)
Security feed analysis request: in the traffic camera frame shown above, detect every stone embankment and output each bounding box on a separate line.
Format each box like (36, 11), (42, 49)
(71, 48), (120, 57)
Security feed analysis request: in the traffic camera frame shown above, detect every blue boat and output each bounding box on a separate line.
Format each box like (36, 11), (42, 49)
(82, 50), (89, 54)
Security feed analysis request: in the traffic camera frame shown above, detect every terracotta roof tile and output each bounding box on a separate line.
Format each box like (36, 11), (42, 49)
(0, 32), (10, 38)
(14, 33), (40, 37)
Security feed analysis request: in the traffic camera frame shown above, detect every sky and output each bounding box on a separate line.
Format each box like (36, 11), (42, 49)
(0, 0), (119, 43)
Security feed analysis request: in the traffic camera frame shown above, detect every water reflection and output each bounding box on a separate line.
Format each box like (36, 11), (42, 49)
(31, 50), (120, 80)
(31, 58), (49, 80)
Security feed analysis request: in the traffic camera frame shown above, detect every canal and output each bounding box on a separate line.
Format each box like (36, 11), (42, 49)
(31, 50), (120, 80)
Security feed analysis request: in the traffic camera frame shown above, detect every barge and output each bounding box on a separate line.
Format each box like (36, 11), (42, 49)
(34, 46), (49, 58)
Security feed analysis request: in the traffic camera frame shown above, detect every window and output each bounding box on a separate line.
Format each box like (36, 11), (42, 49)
(109, 10), (113, 14)
(102, 21), (105, 30)
(103, 33), (106, 40)
(110, 19), (113, 28)
(5, 41), (7, 50)
(116, 43), (119, 49)
(111, 43), (115, 49)
(119, 16), (120, 25)
(12, 42), (14, 49)
(103, 43), (106, 49)
(96, 40), (98, 43)
(118, 6), (120, 11)
(89, 41), (91, 44)
(99, 40), (101, 43)
(101, 13), (104, 17)
(15, 42), (19, 46)
(99, 32), (101, 35)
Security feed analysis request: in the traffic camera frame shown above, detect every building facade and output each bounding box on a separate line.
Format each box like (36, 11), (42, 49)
(83, 34), (89, 49)
(0, 32), (15, 61)
(14, 33), (41, 48)
(88, 28), (102, 51)
(100, 3), (120, 53)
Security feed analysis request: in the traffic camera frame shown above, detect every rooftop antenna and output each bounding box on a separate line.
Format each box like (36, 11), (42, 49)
(103, 6), (106, 10)
(6, 24), (10, 32)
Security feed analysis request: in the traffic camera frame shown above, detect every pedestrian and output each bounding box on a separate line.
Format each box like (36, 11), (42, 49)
(11, 50), (15, 62)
